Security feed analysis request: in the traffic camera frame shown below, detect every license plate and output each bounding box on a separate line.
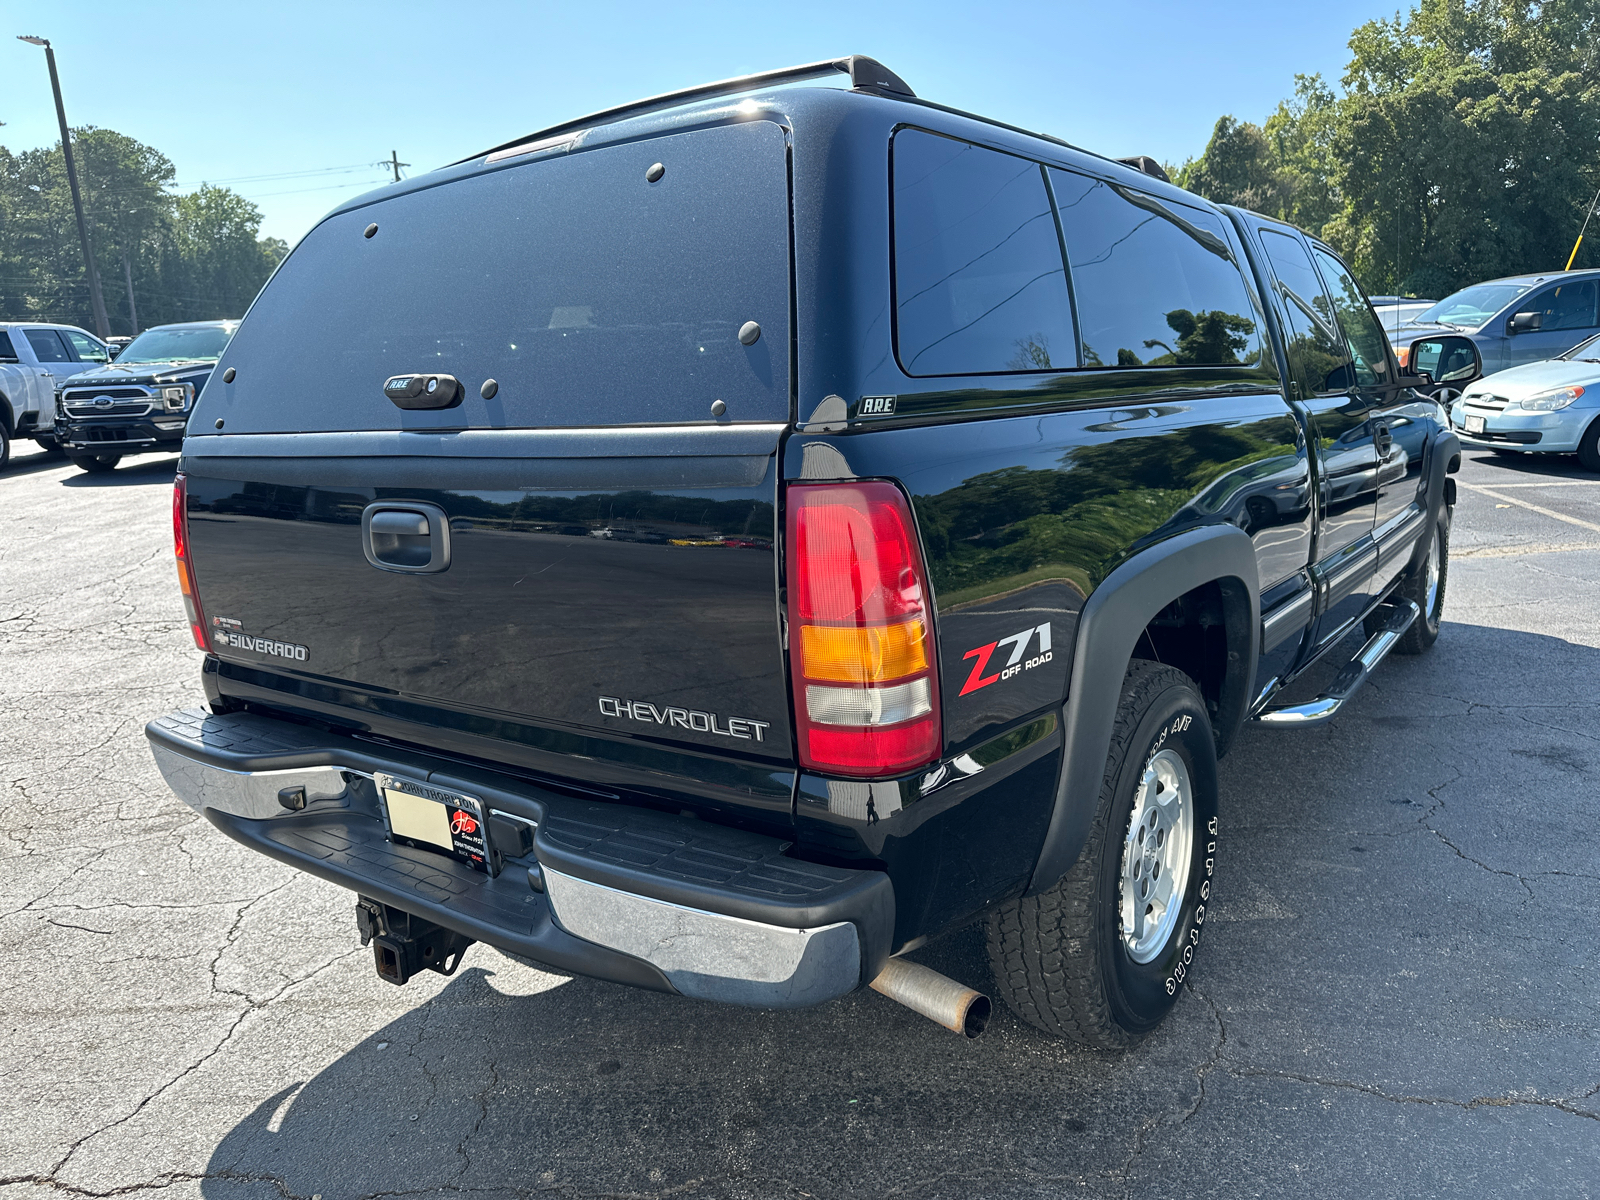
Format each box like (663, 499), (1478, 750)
(375, 772), (491, 873)
(1465, 415), (1486, 434)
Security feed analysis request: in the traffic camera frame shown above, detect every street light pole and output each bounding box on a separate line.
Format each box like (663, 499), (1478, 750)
(18, 35), (111, 339)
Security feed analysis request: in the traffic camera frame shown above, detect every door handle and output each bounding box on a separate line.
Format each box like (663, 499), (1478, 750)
(1372, 421), (1393, 455)
(362, 502), (451, 574)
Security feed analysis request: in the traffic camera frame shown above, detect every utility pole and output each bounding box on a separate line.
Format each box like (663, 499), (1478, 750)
(388, 150), (410, 183)
(17, 35), (110, 340)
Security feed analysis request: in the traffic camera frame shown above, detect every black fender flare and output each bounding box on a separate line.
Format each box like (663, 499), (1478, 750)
(1025, 523), (1260, 895)
(1403, 427), (1461, 577)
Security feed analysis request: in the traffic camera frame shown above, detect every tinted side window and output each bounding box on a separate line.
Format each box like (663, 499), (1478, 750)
(1311, 247), (1390, 388)
(60, 329), (109, 363)
(24, 329), (71, 363)
(0, 331), (16, 361)
(893, 130), (1075, 376)
(1050, 170), (1261, 369)
(1532, 280), (1598, 332)
(1258, 230), (1354, 393)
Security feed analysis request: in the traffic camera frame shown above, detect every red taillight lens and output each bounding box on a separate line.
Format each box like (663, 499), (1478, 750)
(173, 473), (211, 653)
(787, 481), (941, 778)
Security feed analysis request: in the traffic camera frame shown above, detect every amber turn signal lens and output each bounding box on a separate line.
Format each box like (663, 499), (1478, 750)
(799, 619), (929, 684)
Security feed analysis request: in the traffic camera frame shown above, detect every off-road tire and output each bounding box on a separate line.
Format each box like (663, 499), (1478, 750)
(1578, 418), (1600, 473)
(68, 452), (121, 474)
(1374, 503), (1449, 655)
(986, 661), (1219, 1048)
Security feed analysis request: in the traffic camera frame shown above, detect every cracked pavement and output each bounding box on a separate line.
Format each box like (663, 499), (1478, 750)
(2, 444), (1597, 1199)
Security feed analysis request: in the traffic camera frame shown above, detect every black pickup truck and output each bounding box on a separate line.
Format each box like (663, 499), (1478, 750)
(147, 57), (1463, 1047)
(56, 320), (236, 472)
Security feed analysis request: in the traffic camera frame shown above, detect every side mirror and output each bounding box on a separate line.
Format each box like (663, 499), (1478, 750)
(1507, 310), (1543, 335)
(1405, 334), (1481, 390)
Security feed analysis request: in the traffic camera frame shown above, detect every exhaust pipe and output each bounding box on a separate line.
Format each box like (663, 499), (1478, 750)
(869, 958), (991, 1038)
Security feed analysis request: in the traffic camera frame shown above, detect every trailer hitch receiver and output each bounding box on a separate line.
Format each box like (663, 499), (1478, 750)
(356, 898), (475, 986)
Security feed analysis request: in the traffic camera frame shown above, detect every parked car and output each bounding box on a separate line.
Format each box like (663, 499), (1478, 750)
(145, 55), (1458, 1048)
(1394, 271), (1600, 375)
(0, 321), (111, 466)
(1434, 330), (1600, 470)
(1370, 297), (1435, 345)
(54, 320), (237, 473)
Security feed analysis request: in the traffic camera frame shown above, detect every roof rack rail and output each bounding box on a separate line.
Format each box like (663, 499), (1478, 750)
(465, 55), (914, 166)
(1116, 156), (1171, 184)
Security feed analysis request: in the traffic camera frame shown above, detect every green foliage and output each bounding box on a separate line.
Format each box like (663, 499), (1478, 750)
(1176, 0), (1600, 294)
(0, 127), (287, 332)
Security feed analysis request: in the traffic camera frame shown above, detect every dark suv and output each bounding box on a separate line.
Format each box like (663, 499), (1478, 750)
(56, 320), (236, 472)
(145, 57), (1458, 1046)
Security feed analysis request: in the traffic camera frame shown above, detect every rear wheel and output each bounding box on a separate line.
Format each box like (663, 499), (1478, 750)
(0, 423), (10, 470)
(987, 661), (1218, 1048)
(1579, 419), (1600, 473)
(67, 452), (121, 474)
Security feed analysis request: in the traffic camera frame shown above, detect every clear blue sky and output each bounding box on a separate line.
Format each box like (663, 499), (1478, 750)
(3, 0), (1404, 245)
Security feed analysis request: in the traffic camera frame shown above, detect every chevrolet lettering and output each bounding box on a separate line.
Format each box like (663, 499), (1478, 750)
(146, 55), (1458, 1047)
(598, 696), (772, 741)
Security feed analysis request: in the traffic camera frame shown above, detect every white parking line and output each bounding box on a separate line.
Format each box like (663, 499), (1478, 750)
(1464, 480), (1600, 488)
(1457, 481), (1600, 533)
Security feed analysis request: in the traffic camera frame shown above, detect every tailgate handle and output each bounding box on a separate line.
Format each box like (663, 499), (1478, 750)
(362, 502), (451, 574)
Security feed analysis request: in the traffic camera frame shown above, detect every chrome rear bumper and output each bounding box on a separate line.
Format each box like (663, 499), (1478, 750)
(147, 707), (893, 1009)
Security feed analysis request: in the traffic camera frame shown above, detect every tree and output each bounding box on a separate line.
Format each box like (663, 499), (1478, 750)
(1176, 0), (1600, 295)
(0, 127), (286, 331)
(1176, 117), (1289, 215)
(164, 186), (285, 322)
(1329, 0), (1600, 293)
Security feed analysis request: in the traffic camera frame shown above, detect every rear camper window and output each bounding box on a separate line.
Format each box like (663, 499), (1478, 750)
(892, 129), (1076, 376)
(1050, 169), (1262, 370)
(210, 121), (791, 433)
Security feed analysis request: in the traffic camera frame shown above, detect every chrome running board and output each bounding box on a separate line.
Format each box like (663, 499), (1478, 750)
(1253, 599), (1420, 728)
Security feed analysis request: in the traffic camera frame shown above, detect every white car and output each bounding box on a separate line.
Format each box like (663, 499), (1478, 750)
(0, 322), (112, 467)
(1448, 331), (1600, 470)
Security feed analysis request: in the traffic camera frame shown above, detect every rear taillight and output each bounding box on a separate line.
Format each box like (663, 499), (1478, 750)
(173, 473), (211, 653)
(786, 481), (941, 777)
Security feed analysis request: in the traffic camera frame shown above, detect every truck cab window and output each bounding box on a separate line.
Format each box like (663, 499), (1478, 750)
(60, 329), (109, 363)
(1258, 230), (1352, 393)
(892, 129), (1075, 376)
(1049, 169), (1260, 369)
(1311, 247), (1390, 388)
(24, 329), (71, 363)
(0, 331), (17, 362)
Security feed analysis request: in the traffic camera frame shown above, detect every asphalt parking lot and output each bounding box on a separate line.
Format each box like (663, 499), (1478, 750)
(2, 440), (1597, 1199)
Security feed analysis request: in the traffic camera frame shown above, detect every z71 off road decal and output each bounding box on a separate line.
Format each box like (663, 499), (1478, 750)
(959, 622), (1053, 696)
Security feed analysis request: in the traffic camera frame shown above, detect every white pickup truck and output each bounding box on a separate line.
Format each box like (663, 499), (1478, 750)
(0, 322), (112, 467)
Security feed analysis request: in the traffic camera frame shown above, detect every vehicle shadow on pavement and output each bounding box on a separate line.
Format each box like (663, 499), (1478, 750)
(192, 621), (1600, 1200)
(1462, 448), (1594, 479)
(58, 455), (180, 487)
(0, 450), (74, 479)
(194, 924), (1206, 1200)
